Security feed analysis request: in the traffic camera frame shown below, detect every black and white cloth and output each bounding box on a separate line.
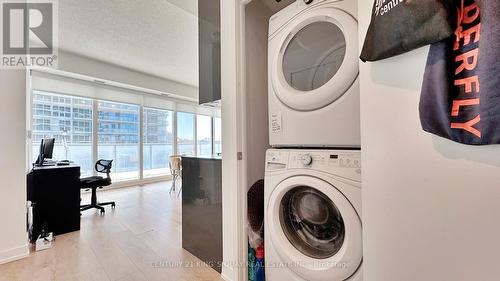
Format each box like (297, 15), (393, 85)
(419, 0), (500, 145)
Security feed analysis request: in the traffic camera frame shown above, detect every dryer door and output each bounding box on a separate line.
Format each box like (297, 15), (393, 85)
(271, 7), (358, 111)
(267, 176), (362, 281)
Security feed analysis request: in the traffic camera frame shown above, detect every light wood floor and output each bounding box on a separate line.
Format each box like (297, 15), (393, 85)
(0, 182), (224, 281)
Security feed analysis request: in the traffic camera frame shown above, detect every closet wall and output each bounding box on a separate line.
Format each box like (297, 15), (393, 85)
(244, 0), (273, 189)
(243, 0), (295, 188)
(358, 0), (500, 280)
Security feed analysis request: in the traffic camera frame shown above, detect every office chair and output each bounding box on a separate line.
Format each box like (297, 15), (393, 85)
(169, 155), (182, 197)
(80, 159), (115, 214)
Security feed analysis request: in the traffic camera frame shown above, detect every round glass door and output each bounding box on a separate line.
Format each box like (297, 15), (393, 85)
(270, 8), (359, 111)
(267, 175), (362, 280)
(279, 186), (345, 259)
(282, 22), (346, 92)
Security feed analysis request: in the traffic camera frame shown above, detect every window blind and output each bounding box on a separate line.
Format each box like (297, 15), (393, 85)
(30, 69), (219, 115)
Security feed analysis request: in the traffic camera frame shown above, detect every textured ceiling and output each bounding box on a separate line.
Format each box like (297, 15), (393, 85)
(59, 0), (199, 87)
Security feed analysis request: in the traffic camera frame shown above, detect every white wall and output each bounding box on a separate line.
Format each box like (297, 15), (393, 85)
(244, 0), (272, 189)
(0, 2), (201, 265)
(0, 70), (29, 264)
(220, 0), (245, 280)
(57, 50), (199, 100)
(359, 1), (500, 280)
(0, 50), (199, 265)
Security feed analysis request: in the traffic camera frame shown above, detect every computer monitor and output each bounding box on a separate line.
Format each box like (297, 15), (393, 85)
(35, 138), (55, 166)
(42, 138), (55, 159)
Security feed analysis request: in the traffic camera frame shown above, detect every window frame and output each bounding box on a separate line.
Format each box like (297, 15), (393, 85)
(29, 90), (221, 185)
(96, 99), (141, 182)
(30, 91), (94, 177)
(175, 111), (196, 157)
(142, 106), (175, 178)
(196, 113), (214, 157)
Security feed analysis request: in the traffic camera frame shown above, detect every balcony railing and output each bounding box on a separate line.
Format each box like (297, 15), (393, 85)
(32, 142), (220, 182)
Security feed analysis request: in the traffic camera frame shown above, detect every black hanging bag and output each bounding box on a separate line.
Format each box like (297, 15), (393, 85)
(360, 0), (455, 62)
(419, 0), (500, 145)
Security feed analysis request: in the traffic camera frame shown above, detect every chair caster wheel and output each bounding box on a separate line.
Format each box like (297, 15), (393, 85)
(100, 210), (105, 214)
(111, 203), (116, 208)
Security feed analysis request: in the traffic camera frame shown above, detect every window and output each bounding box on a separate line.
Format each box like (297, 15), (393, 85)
(176, 112), (195, 156)
(30, 87), (221, 184)
(197, 115), (213, 157)
(73, 107), (92, 119)
(214, 117), (222, 156)
(98, 101), (140, 181)
(143, 107), (174, 178)
(31, 91), (93, 176)
(33, 118), (51, 131)
(34, 103), (51, 116)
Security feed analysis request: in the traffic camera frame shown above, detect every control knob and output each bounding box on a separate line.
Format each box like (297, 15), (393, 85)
(301, 154), (313, 166)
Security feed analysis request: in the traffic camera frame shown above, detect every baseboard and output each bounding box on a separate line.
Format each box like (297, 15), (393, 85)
(80, 175), (173, 194)
(221, 264), (238, 281)
(0, 244), (29, 265)
(221, 272), (233, 281)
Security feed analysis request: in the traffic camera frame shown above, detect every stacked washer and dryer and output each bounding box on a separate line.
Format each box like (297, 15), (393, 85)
(264, 0), (362, 280)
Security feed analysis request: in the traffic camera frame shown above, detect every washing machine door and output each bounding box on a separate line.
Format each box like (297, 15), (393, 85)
(271, 7), (358, 111)
(267, 176), (362, 281)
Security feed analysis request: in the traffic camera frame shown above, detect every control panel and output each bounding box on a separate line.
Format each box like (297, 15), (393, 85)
(289, 151), (361, 169)
(266, 149), (290, 171)
(266, 149), (361, 181)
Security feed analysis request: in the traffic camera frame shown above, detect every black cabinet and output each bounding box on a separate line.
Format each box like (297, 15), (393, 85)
(27, 164), (81, 241)
(198, 0), (221, 104)
(181, 156), (222, 272)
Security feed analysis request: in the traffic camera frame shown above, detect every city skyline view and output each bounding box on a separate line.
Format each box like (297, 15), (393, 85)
(31, 91), (221, 180)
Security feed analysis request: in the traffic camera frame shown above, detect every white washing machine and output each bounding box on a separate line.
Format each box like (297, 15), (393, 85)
(268, 0), (360, 148)
(264, 149), (362, 281)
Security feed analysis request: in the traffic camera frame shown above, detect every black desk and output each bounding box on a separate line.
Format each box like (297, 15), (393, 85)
(27, 164), (81, 240)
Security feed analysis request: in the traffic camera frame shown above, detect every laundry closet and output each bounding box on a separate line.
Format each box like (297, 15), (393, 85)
(235, 1), (500, 281)
(242, 1), (362, 281)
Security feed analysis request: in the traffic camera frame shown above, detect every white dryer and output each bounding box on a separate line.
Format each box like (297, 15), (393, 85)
(264, 149), (362, 281)
(268, 0), (360, 147)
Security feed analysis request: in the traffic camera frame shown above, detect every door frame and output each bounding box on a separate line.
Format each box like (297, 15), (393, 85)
(221, 0), (251, 280)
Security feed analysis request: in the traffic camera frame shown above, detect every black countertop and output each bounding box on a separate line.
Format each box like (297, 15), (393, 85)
(181, 155), (222, 160)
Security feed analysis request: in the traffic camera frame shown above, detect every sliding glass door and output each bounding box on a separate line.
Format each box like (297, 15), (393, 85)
(214, 117), (222, 156)
(31, 91), (94, 176)
(143, 107), (174, 177)
(97, 101), (140, 181)
(176, 112), (195, 156)
(197, 114), (213, 157)
(31, 91), (221, 183)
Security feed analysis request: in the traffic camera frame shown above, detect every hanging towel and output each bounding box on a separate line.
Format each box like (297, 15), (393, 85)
(419, 0), (500, 145)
